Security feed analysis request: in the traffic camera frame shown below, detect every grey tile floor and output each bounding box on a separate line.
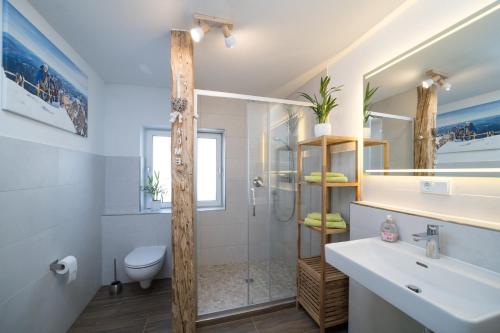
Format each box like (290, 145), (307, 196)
(70, 278), (347, 333)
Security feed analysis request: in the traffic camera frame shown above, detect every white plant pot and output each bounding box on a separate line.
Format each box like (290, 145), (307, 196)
(314, 123), (331, 137)
(363, 127), (371, 138)
(151, 200), (161, 211)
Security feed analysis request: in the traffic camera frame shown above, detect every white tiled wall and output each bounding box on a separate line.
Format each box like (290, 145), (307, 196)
(197, 96), (249, 266)
(0, 137), (105, 333)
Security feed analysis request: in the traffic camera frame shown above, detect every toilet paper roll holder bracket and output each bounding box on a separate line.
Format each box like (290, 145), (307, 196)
(49, 259), (65, 273)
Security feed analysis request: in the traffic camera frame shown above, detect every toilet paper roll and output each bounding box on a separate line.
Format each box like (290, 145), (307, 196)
(57, 256), (78, 284)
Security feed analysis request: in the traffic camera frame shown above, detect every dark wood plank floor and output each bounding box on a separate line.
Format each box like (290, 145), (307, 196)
(70, 279), (347, 333)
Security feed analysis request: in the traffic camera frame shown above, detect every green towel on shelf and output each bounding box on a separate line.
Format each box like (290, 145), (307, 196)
(304, 218), (346, 229)
(310, 171), (345, 177)
(304, 175), (348, 183)
(307, 212), (343, 222)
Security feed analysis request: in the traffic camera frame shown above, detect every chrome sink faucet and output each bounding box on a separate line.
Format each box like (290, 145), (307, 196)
(412, 224), (441, 259)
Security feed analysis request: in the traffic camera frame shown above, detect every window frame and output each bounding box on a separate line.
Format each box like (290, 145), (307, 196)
(143, 127), (225, 211)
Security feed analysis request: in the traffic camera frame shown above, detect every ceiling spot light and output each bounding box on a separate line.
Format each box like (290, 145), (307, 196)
(190, 23), (209, 43)
(190, 13), (236, 48)
(422, 79), (434, 89)
(222, 25), (236, 48)
(422, 70), (451, 90)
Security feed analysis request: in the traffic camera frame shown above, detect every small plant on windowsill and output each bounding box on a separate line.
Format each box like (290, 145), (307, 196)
(142, 171), (165, 211)
(299, 75), (342, 137)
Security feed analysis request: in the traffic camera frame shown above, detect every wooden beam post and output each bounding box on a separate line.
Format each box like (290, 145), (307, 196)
(170, 30), (196, 333)
(414, 85), (437, 176)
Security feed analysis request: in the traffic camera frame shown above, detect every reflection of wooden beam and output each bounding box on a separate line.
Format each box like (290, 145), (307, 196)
(170, 30), (196, 333)
(414, 85), (437, 176)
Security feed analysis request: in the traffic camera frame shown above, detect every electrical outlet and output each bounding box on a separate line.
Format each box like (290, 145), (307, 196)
(420, 179), (451, 195)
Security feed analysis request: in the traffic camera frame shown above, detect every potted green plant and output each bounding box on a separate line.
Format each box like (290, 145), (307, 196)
(299, 76), (342, 137)
(142, 171), (165, 211)
(363, 82), (378, 138)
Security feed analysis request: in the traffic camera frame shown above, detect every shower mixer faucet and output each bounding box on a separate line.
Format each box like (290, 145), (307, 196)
(253, 176), (264, 187)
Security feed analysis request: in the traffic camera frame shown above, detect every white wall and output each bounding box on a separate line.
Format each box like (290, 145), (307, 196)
(0, 0), (105, 155)
(103, 84), (170, 157)
(0, 1), (106, 332)
(324, 0), (500, 224)
(439, 88), (500, 114)
(100, 84), (172, 284)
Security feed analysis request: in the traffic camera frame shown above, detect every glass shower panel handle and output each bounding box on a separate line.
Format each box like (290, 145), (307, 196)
(250, 188), (256, 216)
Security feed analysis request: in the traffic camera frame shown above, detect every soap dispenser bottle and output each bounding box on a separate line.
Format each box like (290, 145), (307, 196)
(380, 215), (399, 242)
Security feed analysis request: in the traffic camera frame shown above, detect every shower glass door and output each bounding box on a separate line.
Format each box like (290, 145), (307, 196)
(195, 91), (307, 316)
(247, 101), (304, 305)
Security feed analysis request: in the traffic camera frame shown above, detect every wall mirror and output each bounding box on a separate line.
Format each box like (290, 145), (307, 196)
(363, 4), (500, 177)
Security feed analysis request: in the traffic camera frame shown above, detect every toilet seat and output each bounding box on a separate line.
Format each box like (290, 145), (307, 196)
(124, 246), (166, 269)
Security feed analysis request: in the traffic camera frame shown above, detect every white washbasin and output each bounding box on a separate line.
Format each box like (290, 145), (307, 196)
(325, 237), (500, 333)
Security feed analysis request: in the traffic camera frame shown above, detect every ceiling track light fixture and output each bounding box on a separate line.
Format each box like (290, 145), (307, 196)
(190, 13), (236, 48)
(421, 69), (451, 91)
(221, 24), (236, 49)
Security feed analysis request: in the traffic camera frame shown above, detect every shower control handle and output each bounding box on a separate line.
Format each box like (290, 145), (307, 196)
(250, 188), (256, 216)
(253, 176), (264, 187)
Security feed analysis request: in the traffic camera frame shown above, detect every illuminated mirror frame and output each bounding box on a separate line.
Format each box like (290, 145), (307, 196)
(363, 2), (500, 176)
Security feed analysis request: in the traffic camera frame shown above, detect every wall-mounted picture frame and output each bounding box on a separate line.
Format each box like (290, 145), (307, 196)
(2, 0), (89, 137)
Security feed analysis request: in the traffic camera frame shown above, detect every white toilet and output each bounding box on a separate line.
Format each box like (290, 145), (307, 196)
(124, 245), (166, 289)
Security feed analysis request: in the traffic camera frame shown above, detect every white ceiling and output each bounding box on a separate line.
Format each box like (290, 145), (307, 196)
(29, 0), (405, 97)
(368, 8), (500, 106)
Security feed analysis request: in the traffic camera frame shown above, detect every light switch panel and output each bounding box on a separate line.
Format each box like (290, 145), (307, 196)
(420, 179), (451, 195)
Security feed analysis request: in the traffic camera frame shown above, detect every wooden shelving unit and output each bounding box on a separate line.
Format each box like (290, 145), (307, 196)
(296, 135), (360, 333)
(297, 220), (348, 235)
(363, 138), (389, 170)
(301, 181), (359, 187)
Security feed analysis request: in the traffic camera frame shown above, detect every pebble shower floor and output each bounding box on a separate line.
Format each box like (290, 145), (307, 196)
(198, 260), (296, 315)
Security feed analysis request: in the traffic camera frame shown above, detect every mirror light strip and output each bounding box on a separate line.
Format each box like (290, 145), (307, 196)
(366, 168), (500, 173)
(194, 89), (312, 107)
(365, 3), (500, 80)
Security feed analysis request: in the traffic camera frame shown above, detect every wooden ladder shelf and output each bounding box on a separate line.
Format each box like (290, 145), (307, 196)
(295, 135), (360, 333)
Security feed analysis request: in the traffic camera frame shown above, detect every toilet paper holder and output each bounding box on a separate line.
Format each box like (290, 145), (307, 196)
(49, 259), (65, 272)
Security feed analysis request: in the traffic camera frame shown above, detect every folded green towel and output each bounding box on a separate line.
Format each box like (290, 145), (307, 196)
(310, 171), (345, 177)
(307, 212), (343, 222)
(304, 175), (348, 183)
(304, 218), (346, 229)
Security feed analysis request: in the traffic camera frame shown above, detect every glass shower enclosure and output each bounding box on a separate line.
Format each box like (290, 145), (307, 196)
(364, 112), (414, 170)
(195, 90), (309, 316)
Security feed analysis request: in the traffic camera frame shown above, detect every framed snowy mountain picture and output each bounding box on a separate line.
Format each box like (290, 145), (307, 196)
(1, 0), (88, 137)
(436, 100), (500, 168)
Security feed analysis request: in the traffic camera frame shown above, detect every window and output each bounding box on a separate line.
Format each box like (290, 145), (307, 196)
(143, 128), (224, 210)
